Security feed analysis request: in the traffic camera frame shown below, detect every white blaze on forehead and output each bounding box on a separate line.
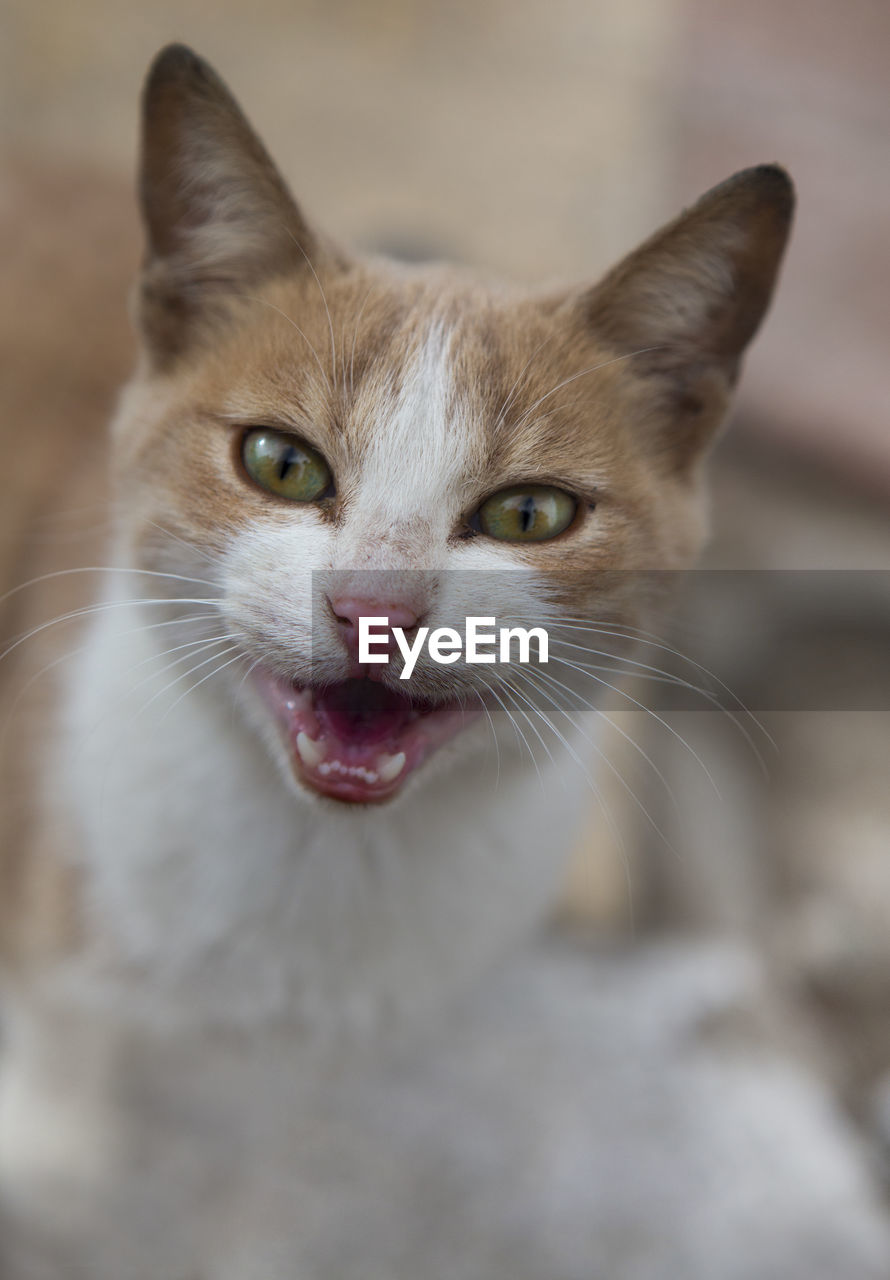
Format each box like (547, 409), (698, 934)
(349, 320), (475, 537)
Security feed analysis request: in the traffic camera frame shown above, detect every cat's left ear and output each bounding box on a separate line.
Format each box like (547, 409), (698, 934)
(137, 44), (327, 365)
(569, 165), (795, 468)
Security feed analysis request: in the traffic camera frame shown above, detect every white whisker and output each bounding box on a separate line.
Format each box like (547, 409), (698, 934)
(507, 347), (663, 433)
(547, 643), (770, 777)
(533, 649), (722, 798)
(0, 566), (220, 609)
(145, 520), (223, 569)
(281, 227), (339, 394)
(469, 671), (503, 787)
(494, 332), (556, 431)
(349, 284), (377, 401)
(0, 597), (222, 666)
(122, 632), (242, 696)
(1, 611), (225, 737)
(138, 642), (243, 719)
(160, 647), (248, 721)
(235, 293), (332, 396)
(514, 663), (680, 857)
(484, 676), (547, 792)
(498, 670), (633, 906)
(501, 612), (774, 768)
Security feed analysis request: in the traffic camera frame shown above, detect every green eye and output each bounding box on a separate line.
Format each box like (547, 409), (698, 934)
(476, 485), (577, 542)
(241, 429), (333, 502)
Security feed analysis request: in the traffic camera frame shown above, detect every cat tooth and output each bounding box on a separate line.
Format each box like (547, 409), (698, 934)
(377, 751), (407, 783)
(297, 732), (325, 769)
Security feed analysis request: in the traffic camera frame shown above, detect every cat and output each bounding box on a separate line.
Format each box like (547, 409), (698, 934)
(2, 39), (888, 1280)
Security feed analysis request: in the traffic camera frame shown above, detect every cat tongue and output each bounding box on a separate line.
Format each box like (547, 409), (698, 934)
(255, 670), (475, 803)
(314, 679), (413, 745)
(298, 678), (431, 803)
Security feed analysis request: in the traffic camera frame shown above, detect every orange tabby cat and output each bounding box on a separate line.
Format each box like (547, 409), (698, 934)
(5, 40), (880, 1280)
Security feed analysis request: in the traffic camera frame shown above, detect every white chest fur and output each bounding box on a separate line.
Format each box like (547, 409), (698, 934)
(59, 597), (589, 1034)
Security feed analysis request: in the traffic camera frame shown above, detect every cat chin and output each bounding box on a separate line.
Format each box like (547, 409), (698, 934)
(250, 667), (482, 806)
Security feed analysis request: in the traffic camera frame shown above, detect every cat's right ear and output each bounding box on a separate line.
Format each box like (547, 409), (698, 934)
(137, 44), (319, 365)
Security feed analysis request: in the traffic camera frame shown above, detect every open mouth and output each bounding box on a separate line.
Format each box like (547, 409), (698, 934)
(255, 671), (479, 803)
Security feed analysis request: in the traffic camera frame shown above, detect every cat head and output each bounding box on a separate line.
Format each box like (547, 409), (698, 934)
(113, 44), (793, 806)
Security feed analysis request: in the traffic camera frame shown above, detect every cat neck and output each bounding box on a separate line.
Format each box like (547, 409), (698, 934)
(57, 591), (587, 1041)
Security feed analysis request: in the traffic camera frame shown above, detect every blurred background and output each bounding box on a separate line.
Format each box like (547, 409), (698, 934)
(2, 0), (889, 1233)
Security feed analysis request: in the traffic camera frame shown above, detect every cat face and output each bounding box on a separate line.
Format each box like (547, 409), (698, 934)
(112, 45), (793, 805)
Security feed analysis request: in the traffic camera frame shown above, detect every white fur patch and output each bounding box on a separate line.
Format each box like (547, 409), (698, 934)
(335, 319), (473, 567)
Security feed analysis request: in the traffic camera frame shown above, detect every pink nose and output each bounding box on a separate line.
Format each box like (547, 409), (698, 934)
(328, 596), (421, 653)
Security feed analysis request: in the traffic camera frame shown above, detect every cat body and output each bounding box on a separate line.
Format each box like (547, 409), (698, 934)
(0, 44), (726, 1027)
(4, 42), (888, 1280)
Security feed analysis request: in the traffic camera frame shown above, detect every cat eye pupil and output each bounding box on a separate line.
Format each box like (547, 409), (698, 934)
(278, 448), (297, 481)
(518, 496), (535, 533)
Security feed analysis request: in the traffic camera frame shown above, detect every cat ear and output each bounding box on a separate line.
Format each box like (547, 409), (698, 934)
(576, 166), (794, 467)
(137, 44), (319, 363)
